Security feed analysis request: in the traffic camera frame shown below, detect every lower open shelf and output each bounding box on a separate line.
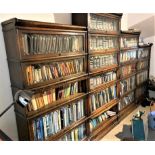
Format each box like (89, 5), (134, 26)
(88, 115), (118, 140)
(118, 103), (138, 122)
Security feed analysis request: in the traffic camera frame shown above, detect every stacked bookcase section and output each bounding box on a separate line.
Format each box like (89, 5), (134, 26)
(2, 18), (88, 141)
(136, 45), (152, 103)
(118, 32), (152, 121)
(72, 13), (122, 140)
(118, 31), (140, 121)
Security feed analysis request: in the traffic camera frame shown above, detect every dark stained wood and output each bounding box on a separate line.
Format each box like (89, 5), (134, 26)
(118, 103), (138, 122)
(2, 14), (152, 141)
(89, 98), (119, 119)
(89, 115), (118, 140)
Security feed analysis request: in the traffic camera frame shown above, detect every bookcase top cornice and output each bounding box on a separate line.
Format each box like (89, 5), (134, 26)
(2, 18), (87, 31)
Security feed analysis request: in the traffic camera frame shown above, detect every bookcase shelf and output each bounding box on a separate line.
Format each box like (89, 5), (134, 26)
(120, 47), (139, 51)
(118, 102), (138, 122)
(89, 64), (118, 75)
(120, 88), (136, 99)
(89, 115), (118, 140)
(120, 72), (137, 81)
(120, 59), (137, 66)
(89, 98), (119, 119)
(2, 14), (153, 141)
(89, 49), (119, 55)
(44, 116), (88, 141)
(89, 79), (119, 94)
(26, 93), (87, 119)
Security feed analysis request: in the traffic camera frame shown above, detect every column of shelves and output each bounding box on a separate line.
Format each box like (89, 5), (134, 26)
(118, 32), (140, 121)
(135, 45), (152, 104)
(2, 18), (89, 141)
(78, 13), (122, 140)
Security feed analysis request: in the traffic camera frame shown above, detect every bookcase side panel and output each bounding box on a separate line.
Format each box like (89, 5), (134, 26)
(2, 28), (21, 61)
(15, 112), (30, 140)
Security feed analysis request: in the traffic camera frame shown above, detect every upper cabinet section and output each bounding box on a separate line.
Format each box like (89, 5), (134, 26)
(2, 18), (87, 62)
(72, 13), (122, 35)
(120, 31), (140, 50)
(88, 14), (120, 34)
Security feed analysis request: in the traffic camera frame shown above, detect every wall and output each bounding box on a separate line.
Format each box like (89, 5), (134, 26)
(0, 13), (71, 140)
(127, 14), (155, 77)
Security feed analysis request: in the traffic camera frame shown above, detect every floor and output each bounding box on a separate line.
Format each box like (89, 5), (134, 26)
(101, 105), (155, 141)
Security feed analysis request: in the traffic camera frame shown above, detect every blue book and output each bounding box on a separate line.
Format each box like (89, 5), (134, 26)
(36, 118), (41, 140)
(39, 117), (44, 141)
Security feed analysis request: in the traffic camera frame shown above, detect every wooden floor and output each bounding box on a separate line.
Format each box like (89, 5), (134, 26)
(100, 105), (155, 141)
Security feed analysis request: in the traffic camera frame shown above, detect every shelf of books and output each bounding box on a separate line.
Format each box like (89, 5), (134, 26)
(118, 32), (139, 121)
(2, 18), (89, 141)
(135, 45), (152, 105)
(72, 13), (122, 140)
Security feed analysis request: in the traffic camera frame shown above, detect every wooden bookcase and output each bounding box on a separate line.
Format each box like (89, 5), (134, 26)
(2, 14), (153, 141)
(72, 13), (153, 140)
(73, 13), (122, 140)
(2, 18), (88, 141)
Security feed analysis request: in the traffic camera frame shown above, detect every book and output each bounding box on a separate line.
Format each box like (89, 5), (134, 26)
(22, 34), (84, 55)
(137, 70), (148, 85)
(121, 37), (138, 48)
(90, 36), (117, 51)
(138, 48), (149, 59)
(120, 50), (136, 63)
(137, 60), (148, 70)
(89, 14), (118, 32)
(120, 75), (135, 96)
(120, 64), (136, 78)
(89, 111), (111, 132)
(26, 59), (84, 85)
(32, 98), (85, 140)
(89, 54), (117, 70)
(90, 85), (117, 112)
(90, 71), (117, 89)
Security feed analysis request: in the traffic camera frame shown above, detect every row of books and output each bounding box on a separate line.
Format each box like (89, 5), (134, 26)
(32, 99), (85, 140)
(89, 71), (117, 89)
(120, 37), (138, 48)
(120, 50), (137, 63)
(89, 54), (117, 70)
(138, 48), (149, 59)
(89, 36), (118, 51)
(120, 64), (136, 78)
(120, 76), (135, 96)
(90, 85), (117, 112)
(30, 88), (55, 111)
(58, 124), (86, 141)
(137, 70), (148, 85)
(56, 82), (79, 100)
(137, 60), (149, 70)
(118, 91), (134, 111)
(26, 59), (84, 85)
(22, 34), (84, 55)
(29, 82), (79, 111)
(136, 86), (146, 98)
(89, 14), (118, 32)
(89, 110), (116, 132)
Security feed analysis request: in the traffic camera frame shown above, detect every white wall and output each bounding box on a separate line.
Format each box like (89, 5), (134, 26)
(126, 14), (155, 77)
(0, 13), (71, 140)
(121, 13), (128, 30)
